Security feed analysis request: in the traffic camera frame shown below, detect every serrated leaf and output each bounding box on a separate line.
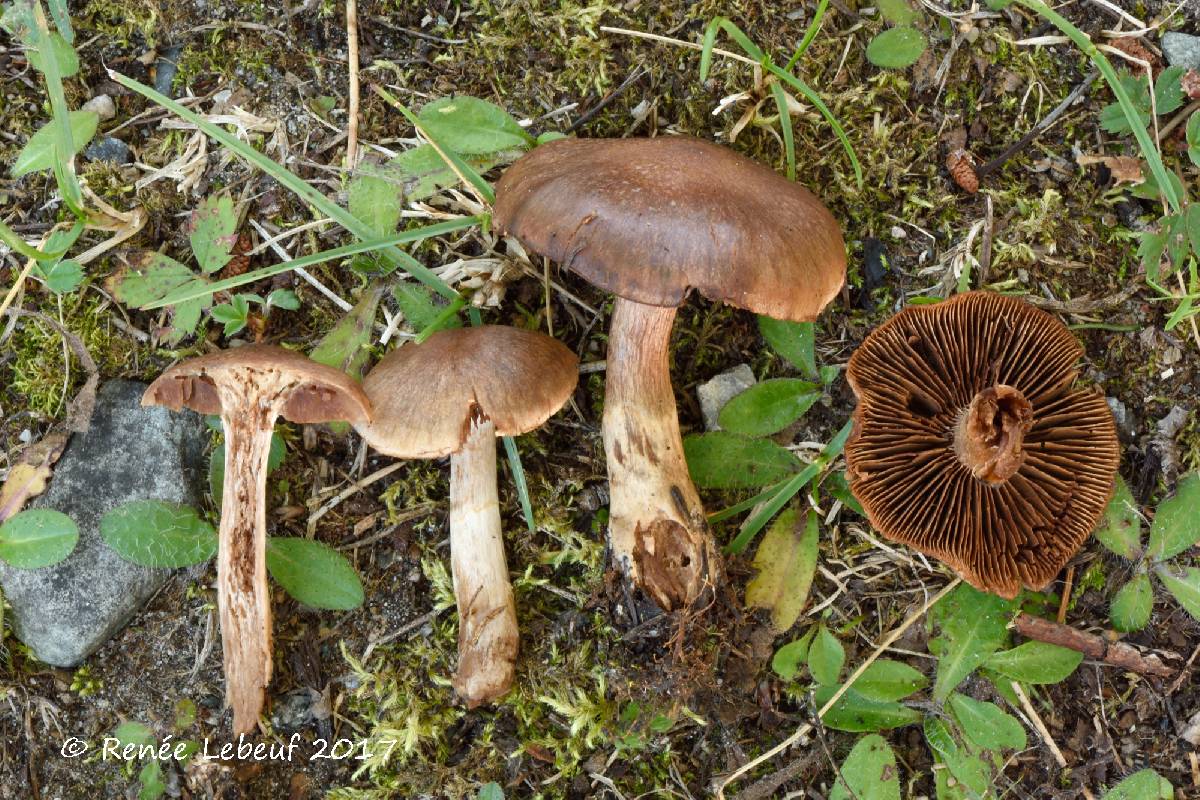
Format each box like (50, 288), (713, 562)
(815, 686), (921, 732)
(187, 195), (237, 274)
(12, 109), (98, 177)
(0, 508), (78, 568)
(1100, 769), (1174, 800)
(829, 734), (900, 800)
(931, 584), (1016, 701)
(99, 500), (217, 568)
(1111, 573), (1154, 632)
(808, 624), (845, 686)
(266, 537), (364, 610)
(1094, 476), (1142, 559)
(1147, 472), (1200, 562)
(349, 168), (403, 237)
(746, 508), (820, 632)
(853, 659), (928, 701)
(416, 96), (533, 155)
(1155, 66), (1186, 117)
(35, 258), (83, 294)
(1139, 226), (1170, 283)
(984, 640), (1083, 683)
(757, 316), (817, 378)
(772, 627), (816, 680)
(683, 432), (801, 489)
(866, 26), (927, 69)
(1156, 565), (1200, 622)
(718, 379), (821, 437)
(949, 692), (1027, 750)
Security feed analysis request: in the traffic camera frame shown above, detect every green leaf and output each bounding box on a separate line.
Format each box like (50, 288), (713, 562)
(757, 316), (817, 378)
(35, 258), (83, 294)
(113, 721), (155, 748)
(853, 659), (928, 701)
(1188, 113), (1200, 168)
(138, 761), (166, 800)
(1155, 565), (1200, 622)
(99, 500), (217, 568)
(718, 379), (821, 437)
(416, 96), (533, 155)
(265, 537), (364, 610)
(349, 168), (403, 237)
(930, 584), (1016, 701)
(12, 109), (98, 177)
(27, 30), (78, 77)
(1111, 573), (1154, 632)
(925, 717), (989, 797)
(210, 295), (251, 336)
(393, 282), (462, 335)
(683, 432), (801, 489)
(815, 686), (922, 732)
(949, 693), (1027, 751)
(109, 252), (208, 308)
(829, 734), (900, 800)
(984, 640), (1083, 683)
(745, 508), (820, 632)
(808, 624), (845, 686)
(1094, 476), (1142, 559)
(310, 285), (384, 378)
(866, 26), (927, 69)
(1155, 66), (1186, 117)
(1138, 225), (1171, 283)
(771, 627), (816, 680)
(209, 433), (285, 506)
(1100, 769), (1174, 800)
(878, 0), (918, 24)
(0, 508), (78, 568)
(825, 470), (865, 516)
(1147, 472), (1200, 562)
(187, 195), (237, 274)
(385, 144), (493, 201)
(267, 289), (300, 310)
(477, 783), (504, 800)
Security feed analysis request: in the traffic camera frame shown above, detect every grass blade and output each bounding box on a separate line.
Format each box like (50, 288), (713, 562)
(784, 0), (828, 71)
(770, 81), (797, 181)
(46, 0), (71, 43)
(766, 64), (863, 188)
(32, 0), (83, 216)
(709, 478), (790, 523)
(503, 437), (537, 534)
(107, 70), (462, 299)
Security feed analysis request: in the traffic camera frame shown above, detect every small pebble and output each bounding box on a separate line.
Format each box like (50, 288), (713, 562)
(1162, 32), (1200, 71)
(82, 93), (115, 121)
(84, 136), (132, 165)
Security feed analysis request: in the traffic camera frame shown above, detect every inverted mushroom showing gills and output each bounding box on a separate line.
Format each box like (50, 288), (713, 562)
(143, 346), (371, 733)
(493, 136), (846, 611)
(354, 325), (578, 707)
(845, 291), (1120, 599)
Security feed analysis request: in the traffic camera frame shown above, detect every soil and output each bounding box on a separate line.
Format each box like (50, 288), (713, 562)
(2, 0), (1200, 798)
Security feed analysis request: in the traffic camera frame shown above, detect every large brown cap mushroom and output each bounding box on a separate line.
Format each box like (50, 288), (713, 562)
(143, 344), (371, 734)
(355, 325), (578, 459)
(493, 135), (846, 320)
(844, 291), (1119, 599)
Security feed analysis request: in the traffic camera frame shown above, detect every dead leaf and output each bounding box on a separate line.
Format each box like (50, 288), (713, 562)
(745, 507), (820, 633)
(0, 431), (68, 524)
(1076, 153), (1145, 185)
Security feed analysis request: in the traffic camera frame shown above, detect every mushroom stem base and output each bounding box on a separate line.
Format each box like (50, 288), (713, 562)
(603, 298), (721, 611)
(449, 416), (518, 707)
(953, 384), (1033, 484)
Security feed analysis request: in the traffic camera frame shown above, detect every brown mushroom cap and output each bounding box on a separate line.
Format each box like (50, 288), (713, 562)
(493, 136), (846, 321)
(142, 344), (372, 425)
(355, 325), (579, 459)
(844, 291), (1119, 598)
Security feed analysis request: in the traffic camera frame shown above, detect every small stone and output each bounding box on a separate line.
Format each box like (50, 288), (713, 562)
(0, 380), (208, 667)
(1181, 710), (1200, 746)
(84, 136), (131, 165)
(271, 687), (330, 732)
(1106, 397), (1135, 438)
(81, 94), (116, 121)
(1163, 32), (1200, 70)
(698, 364), (756, 431)
(154, 45), (183, 97)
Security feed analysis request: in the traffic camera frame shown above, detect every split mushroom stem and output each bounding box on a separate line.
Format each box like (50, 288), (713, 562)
(449, 415), (519, 706)
(604, 298), (717, 611)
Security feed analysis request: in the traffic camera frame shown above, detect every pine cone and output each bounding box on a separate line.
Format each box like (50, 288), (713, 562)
(219, 232), (254, 281)
(1108, 37), (1158, 71)
(946, 148), (979, 194)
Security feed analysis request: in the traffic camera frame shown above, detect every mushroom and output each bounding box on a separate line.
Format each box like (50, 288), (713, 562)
(493, 136), (846, 611)
(844, 291), (1120, 598)
(353, 325), (577, 706)
(143, 345), (372, 733)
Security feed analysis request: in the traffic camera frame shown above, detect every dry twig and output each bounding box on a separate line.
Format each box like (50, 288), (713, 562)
(1012, 613), (1175, 678)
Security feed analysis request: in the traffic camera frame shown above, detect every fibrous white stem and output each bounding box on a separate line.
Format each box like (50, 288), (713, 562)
(449, 415), (518, 706)
(603, 297), (721, 611)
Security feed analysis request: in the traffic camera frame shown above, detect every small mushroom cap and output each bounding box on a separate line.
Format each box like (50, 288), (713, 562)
(493, 136), (846, 321)
(355, 325), (579, 459)
(142, 344), (372, 425)
(845, 291), (1119, 598)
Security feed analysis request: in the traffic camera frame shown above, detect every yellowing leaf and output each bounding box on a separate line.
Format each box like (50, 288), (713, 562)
(745, 508), (820, 632)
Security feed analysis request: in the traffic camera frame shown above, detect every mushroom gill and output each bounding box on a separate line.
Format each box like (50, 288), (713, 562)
(844, 291), (1119, 599)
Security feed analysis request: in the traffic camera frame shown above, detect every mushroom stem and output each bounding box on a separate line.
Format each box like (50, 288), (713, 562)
(216, 407), (275, 735)
(449, 415), (518, 706)
(953, 384), (1033, 484)
(603, 297), (721, 611)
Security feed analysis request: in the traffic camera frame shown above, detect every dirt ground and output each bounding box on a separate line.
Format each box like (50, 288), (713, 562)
(3, 0), (1200, 798)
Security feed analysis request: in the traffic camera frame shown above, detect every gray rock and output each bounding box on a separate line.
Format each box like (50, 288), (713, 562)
(81, 93), (116, 121)
(0, 380), (208, 666)
(697, 364), (756, 431)
(84, 136), (131, 165)
(155, 45), (183, 97)
(1106, 396), (1135, 438)
(1163, 32), (1200, 70)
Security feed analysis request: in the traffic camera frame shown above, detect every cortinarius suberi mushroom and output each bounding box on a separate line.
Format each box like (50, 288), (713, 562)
(354, 325), (577, 706)
(844, 291), (1120, 598)
(493, 136), (846, 611)
(143, 345), (372, 734)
